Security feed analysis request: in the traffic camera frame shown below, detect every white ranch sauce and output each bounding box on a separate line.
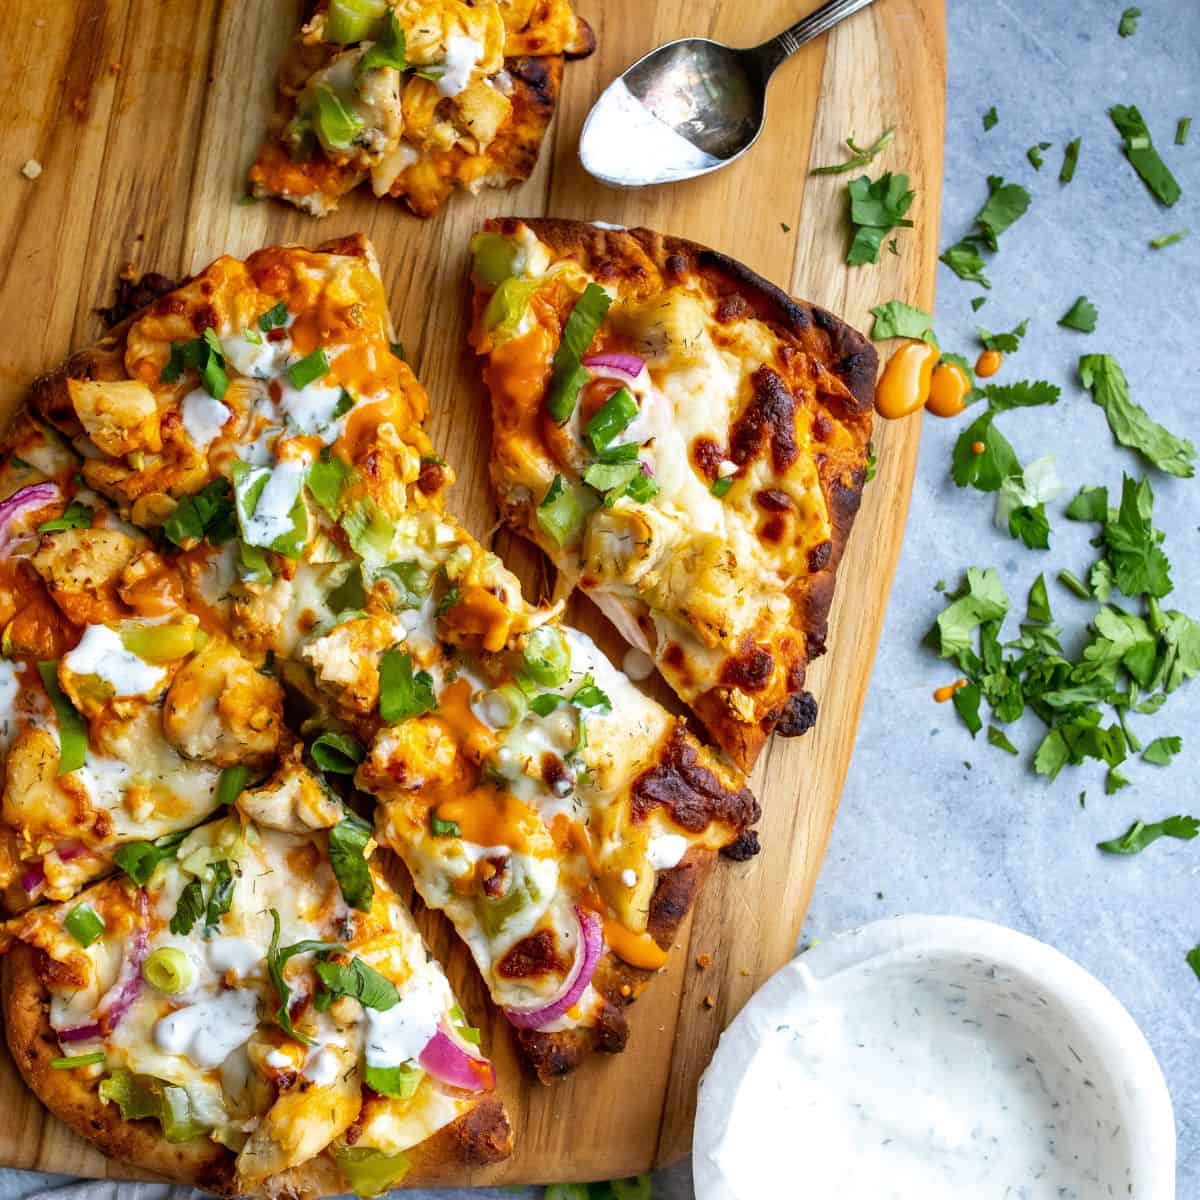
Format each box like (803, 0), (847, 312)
(154, 989), (260, 1069)
(364, 972), (441, 1068)
(705, 957), (1129, 1199)
(64, 625), (165, 696)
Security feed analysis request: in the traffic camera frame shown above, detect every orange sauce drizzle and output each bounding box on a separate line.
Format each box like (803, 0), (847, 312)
(975, 349), (1003, 378)
(874, 341), (939, 419)
(925, 361), (972, 418)
(433, 678), (498, 765)
(933, 678), (969, 703)
(433, 787), (538, 857)
(603, 919), (669, 971)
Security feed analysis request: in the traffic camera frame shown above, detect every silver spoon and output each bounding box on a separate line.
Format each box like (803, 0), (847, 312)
(579, 0), (877, 188)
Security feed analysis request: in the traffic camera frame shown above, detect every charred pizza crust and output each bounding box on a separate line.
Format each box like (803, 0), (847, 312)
(3, 944), (512, 1196)
(472, 217), (876, 771)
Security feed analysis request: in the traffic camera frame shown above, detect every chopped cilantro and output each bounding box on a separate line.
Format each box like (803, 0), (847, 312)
(1149, 229), (1188, 249)
(867, 301), (935, 343)
(1079, 354), (1195, 477)
(977, 379), (1060, 412)
(846, 172), (915, 265)
(1176, 117), (1191, 146)
(940, 241), (991, 288)
(1142, 735), (1182, 766)
(1058, 296), (1097, 333)
(1109, 105), (1181, 207)
(971, 297), (988, 312)
(987, 725), (1019, 755)
(1118, 7), (1141, 36)
(1059, 137), (1081, 184)
(982, 106), (998, 131)
(810, 127), (894, 176)
(973, 175), (1030, 249)
(977, 320), (1029, 354)
(1098, 815), (1196, 856)
(378, 649), (436, 722)
(1026, 141), (1051, 170)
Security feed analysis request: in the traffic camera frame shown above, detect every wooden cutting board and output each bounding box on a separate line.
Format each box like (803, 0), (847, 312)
(0, 0), (944, 1187)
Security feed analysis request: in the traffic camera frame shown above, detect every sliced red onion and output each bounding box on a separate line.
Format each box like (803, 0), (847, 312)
(95, 891), (149, 1032)
(418, 1029), (496, 1093)
(503, 907), (602, 1031)
(0, 482), (62, 552)
(56, 1021), (103, 1043)
(582, 352), (645, 382)
(18, 863), (46, 897)
(56, 843), (86, 863)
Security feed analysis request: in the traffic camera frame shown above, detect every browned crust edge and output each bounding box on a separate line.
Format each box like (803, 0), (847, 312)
(516, 847), (715, 1083)
(482, 217), (875, 769)
(2, 944), (512, 1195)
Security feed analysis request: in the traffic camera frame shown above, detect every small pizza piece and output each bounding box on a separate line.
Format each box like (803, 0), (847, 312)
(1, 811), (511, 1195)
(468, 218), (877, 770)
(248, 0), (594, 217)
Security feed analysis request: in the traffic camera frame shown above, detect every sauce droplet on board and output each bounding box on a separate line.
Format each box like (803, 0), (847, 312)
(975, 349), (1003, 378)
(874, 341), (939, 419)
(925, 361), (972, 418)
(933, 678), (968, 703)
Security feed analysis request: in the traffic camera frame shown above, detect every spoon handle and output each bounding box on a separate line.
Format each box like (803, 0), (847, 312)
(752, 0), (877, 78)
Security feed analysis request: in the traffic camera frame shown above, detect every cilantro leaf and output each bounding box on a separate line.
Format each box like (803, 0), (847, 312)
(315, 957), (398, 1010)
(982, 106), (998, 131)
(169, 880), (205, 936)
(977, 320), (1029, 354)
(1079, 354), (1195, 477)
(1065, 485), (1109, 522)
(1026, 141), (1051, 170)
(952, 682), (982, 735)
(940, 241), (991, 288)
(932, 568), (1009, 664)
(952, 411), (1020, 492)
(987, 725), (1020, 755)
(1058, 296), (1097, 333)
(1103, 475), (1172, 599)
(868, 301), (935, 343)
(163, 479), (237, 548)
(267, 911), (341, 1044)
(977, 379), (1060, 412)
(846, 172), (915, 265)
(1190, 947), (1200, 982)
(1118, 7), (1141, 37)
(973, 176), (1030, 249)
(810, 127), (894, 176)
(1099, 815), (1197, 856)
(1109, 105), (1181, 207)
(379, 649), (436, 722)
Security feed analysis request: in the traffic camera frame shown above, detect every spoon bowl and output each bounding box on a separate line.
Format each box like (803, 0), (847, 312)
(580, 0), (876, 188)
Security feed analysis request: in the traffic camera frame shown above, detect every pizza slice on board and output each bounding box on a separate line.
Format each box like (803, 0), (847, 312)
(0, 236), (758, 1094)
(248, 0), (594, 217)
(468, 218), (877, 772)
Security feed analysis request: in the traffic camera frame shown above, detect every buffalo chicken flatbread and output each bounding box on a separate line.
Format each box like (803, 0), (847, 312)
(468, 218), (876, 770)
(249, 0), (594, 217)
(1, 234), (758, 1114)
(2, 807), (510, 1196)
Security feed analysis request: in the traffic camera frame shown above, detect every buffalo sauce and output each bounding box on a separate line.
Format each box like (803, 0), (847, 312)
(925, 361), (972, 418)
(975, 349), (1003, 378)
(874, 341), (939, 419)
(933, 679), (969, 703)
(603, 919), (669, 971)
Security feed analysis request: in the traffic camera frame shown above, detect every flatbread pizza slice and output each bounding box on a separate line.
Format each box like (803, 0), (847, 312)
(248, 0), (593, 218)
(468, 218), (877, 771)
(1, 803), (511, 1196)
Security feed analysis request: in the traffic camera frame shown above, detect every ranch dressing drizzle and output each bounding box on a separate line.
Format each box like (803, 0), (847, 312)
(706, 960), (1127, 1199)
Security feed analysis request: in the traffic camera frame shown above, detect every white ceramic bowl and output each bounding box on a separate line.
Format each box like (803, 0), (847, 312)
(694, 915), (1175, 1199)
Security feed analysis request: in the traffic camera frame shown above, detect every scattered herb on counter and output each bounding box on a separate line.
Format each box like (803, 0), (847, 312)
(971, 296), (988, 311)
(1118, 7), (1141, 36)
(846, 171), (916, 265)
(1177, 117), (1192, 146)
(1078, 354), (1196, 477)
(927, 476), (1200, 788)
(940, 240), (991, 287)
(1149, 229), (1189, 249)
(977, 319), (1029, 354)
(1027, 141), (1051, 170)
(982, 106), (998, 131)
(1143, 735), (1183, 765)
(973, 175), (1031, 249)
(811, 127), (895, 176)
(1098, 815), (1196, 855)
(1060, 137), (1081, 183)
(867, 300), (936, 343)
(1058, 296), (1098, 333)
(1109, 105), (1182, 207)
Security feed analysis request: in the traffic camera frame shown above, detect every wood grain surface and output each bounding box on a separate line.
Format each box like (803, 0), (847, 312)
(0, 0), (945, 1187)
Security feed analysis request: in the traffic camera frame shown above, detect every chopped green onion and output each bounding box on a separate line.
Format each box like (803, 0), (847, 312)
(616, 471), (659, 506)
(364, 1062), (422, 1098)
(1177, 117), (1192, 146)
(582, 461), (642, 494)
(38, 662), (86, 775)
(311, 731), (365, 774)
(711, 476), (734, 498)
(334, 1145), (412, 1198)
(38, 501), (92, 533)
(431, 813), (461, 838)
(1057, 569), (1091, 600)
(596, 442), (641, 464)
(536, 474), (597, 548)
(469, 232), (520, 286)
(143, 947), (196, 994)
(545, 283), (612, 423)
(50, 1053), (105, 1070)
(449, 1003), (483, 1045)
(65, 903), (105, 947)
(1149, 230), (1188, 249)
(379, 650), (436, 723)
(376, 560), (430, 609)
(1059, 137), (1081, 184)
(482, 684), (527, 729)
(389, 340), (406, 361)
(584, 387), (638, 451)
(324, 0), (388, 42)
(313, 85), (364, 150)
(120, 622), (201, 663)
(216, 765), (252, 806)
(288, 348), (331, 390)
(522, 627), (571, 687)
